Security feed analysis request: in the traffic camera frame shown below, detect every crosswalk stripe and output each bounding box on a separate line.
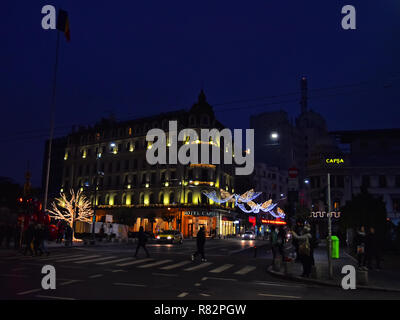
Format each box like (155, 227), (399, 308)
(4, 253), (67, 260)
(74, 256), (117, 264)
(234, 265), (256, 275)
(96, 257), (134, 265)
(57, 255), (99, 262)
(209, 264), (234, 273)
(184, 262), (213, 271)
(116, 258), (153, 267)
(39, 254), (84, 261)
(159, 261), (191, 270)
(138, 259), (172, 268)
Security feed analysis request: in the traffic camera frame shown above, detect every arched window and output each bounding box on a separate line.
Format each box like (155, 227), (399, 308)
(122, 194), (126, 205)
(140, 193), (145, 205)
(187, 192), (193, 204)
(169, 192), (175, 204)
(159, 192), (164, 204)
(149, 193), (155, 204)
(201, 193), (209, 205)
(105, 194), (110, 205)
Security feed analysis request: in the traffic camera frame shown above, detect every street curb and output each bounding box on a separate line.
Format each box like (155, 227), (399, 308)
(266, 266), (400, 293)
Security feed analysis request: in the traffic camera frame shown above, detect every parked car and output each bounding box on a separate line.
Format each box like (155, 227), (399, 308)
(241, 231), (255, 240)
(155, 230), (183, 244)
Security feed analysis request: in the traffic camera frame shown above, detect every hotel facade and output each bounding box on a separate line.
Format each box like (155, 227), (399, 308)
(55, 91), (237, 238)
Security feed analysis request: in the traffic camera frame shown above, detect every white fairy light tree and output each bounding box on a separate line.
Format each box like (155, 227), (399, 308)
(48, 189), (94, 241)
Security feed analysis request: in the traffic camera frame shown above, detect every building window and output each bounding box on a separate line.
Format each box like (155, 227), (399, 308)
(361, 175), (370, 188)
(169, 192), (175, 204)
(140, 193), (145, 204)
(187, 192), (192, 204)
(337, 176), (344, 188)
(393, 199), (400, 212)
(379, 175), (387, 188)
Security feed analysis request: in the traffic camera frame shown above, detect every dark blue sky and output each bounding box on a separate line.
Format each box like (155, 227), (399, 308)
(2, 1), (400, 186)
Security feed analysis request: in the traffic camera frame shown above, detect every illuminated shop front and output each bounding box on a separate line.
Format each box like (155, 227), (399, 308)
(182, 210), (217, 238)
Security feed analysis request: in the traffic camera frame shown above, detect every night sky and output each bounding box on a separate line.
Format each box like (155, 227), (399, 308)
(2, 1), (400, 187)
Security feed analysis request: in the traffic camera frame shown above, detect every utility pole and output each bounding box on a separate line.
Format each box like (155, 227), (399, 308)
(327, 173), (333, 279)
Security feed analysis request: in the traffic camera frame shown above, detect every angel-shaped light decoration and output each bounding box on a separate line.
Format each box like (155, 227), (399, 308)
(202, 189), (262, 206)
(237, 199), (286, 218)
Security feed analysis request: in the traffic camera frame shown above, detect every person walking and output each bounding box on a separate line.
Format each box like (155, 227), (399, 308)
(65, 224), (73, 246)
(33, 224), (43, 256)
(192, 226), (207, 262)
(38, 224), (50, 256)
(134, 226), (150, 258)
(365, 227), (381, 270)
(291, 225), (313, 277)
(270, 225), (279, 262)
(23, 221), (35, 256)
(99, 224), (105, 242)
(355, 226), (367, 270)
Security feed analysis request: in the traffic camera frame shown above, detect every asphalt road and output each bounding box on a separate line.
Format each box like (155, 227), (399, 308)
(1, 239), (399, 300)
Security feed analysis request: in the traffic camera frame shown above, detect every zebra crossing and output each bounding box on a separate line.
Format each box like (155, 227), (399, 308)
(3, 251), (260, 276)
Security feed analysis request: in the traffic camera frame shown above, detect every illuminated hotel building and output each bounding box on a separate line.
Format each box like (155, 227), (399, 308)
(56, 91), (236, 237)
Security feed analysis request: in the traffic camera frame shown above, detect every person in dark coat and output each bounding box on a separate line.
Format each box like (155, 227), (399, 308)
(291, 225), (313, 277)
(33, 224), (43, 255)
(65, 224), (73, 246)
(192, 226), (207, 262)
(354, 226), (367, 270)
(23, 222), (35, 256)
(134, 226), (150, 258)
(365, 227), (381, 270)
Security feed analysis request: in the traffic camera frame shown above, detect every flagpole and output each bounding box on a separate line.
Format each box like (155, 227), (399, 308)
(43, 30), (60, 212)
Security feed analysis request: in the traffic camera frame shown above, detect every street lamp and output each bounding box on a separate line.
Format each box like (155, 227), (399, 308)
(270, 132), (279, 140)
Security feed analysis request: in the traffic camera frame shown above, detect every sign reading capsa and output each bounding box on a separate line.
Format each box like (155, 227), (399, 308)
(325, 158), (344, 165)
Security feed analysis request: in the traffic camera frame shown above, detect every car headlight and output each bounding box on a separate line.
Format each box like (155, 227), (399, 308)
(167, 236), (172, 240)
(156, 236), (160, 239)
(241, 234), (245, 237)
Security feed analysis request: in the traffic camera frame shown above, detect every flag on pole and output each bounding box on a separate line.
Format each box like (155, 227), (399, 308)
(56, 9), (70, 42)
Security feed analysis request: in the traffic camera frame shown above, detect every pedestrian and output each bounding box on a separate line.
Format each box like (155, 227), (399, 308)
(99, 224), (105, 242)
(277, 226), (286, 261)
(134, 226), (150, 258)
(56, 221), (65, 244)
(108, 223), (113, 241)
(354, 226), (367, 270)
(192, 226), (207, 262)
(270, 225), (279, 262)
(65, 224), (73, 246)
(365, 227), (381, 270)
(23, 221), (35, 256)
(291, 224), (313, 277)
(39, 224), (50, 256)
(33, 224), (43, 256)
(293, 220), (303, 262)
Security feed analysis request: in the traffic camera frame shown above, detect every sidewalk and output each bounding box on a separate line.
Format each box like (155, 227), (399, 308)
(267, 243), (400, 292)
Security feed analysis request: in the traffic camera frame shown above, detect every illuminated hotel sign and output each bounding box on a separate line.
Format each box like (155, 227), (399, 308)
(184, 211), (218, 217)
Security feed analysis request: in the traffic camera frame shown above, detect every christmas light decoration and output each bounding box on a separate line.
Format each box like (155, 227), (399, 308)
(202, 189), (286, 219)
(48, 189), (94, 241)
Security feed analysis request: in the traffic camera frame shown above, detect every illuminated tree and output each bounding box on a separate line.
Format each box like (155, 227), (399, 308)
(48, 189), (93, 240)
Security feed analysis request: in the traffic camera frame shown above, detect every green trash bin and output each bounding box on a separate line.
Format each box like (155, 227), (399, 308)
(331, 236), (339, 259)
